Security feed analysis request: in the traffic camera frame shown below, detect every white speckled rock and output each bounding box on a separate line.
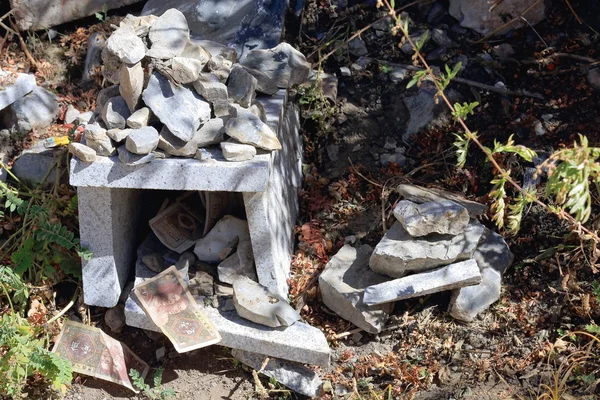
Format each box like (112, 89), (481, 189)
(125, 126), (159, 155)
(225, 113), (281, 151)
(369, 220), (484, 278)
(68, 142), (96, 162)
(393, 199), (469, 237)
(233, 276), (300, 328)
(221, 140), (256, 162)
(105, 25), (145, 64)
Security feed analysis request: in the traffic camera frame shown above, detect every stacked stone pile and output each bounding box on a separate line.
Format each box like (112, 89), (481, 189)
(319, 184), (514, 333)
(69, 9), (311, 165)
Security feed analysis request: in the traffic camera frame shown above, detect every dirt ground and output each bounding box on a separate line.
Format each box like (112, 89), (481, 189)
(3, 0), (600, 399)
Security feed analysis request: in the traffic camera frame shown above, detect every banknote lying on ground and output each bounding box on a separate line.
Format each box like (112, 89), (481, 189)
(52, 321), (149, 392)
(135, 265), (221, 353)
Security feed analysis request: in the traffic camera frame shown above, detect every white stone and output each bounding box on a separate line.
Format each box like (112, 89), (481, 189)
(227, 64), (258, 107)
(393, 200), (469, 237)
(126, 107), (150, 129)
(125, 126), (159, 155)
(364, 260), (481, 306)
(225, 114), (282, 151)
(233, 276), (300, 328)
(147, 8), (189, 58)
(369, 220), (484, 278)
(169, 57), (206, 84)
(217, 240), (257, 284)
(0, 71), (36, 110)
(64, 105), (80, 124)
(396, 183), (488, 218)
(242, 43), (310, 88)
(221, 140), (257, 162)
(193, 73), (228, 102)
(319, 245), (393, 334)
(105, 25), (145, 64)
(232, 349), (323, 398)
(107, 128), (131, 143)
(101, 96), (131, 130)
(119, 62), (144, 113)
(68, 143), (96, 162)
(194, 215), (250, 263)
(84, 124), (115, 157)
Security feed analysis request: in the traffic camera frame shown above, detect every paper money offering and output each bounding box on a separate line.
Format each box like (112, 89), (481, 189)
(149, 197), (205, 253)
(135, 265), (221, 353)
(52, 321), (149, 392)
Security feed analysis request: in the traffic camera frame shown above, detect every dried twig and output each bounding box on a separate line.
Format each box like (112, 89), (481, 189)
(474, 0), (543, 44)
(563, 0), (583, 24)
(332, 327), (364, 340)
(8, 17), (36, 68)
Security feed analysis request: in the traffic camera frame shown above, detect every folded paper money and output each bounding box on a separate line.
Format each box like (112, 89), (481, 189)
(134, 265), (221, 352)
(52, 321), (149, 392)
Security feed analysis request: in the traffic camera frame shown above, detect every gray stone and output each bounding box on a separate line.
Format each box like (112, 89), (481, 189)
(126, 107), (150, 129)
(168, 57), (206, 84)
(243, 66), (279, 95)
(339, 67), (351, 77)
(393, 200), (469, 237)
(449, 228), (513, 322)
(176, 251), (196, 272)
(119, 63), (144, 113)
(427, 2), (447, 24)
(180, 41), (212, 63)
(147, 8), (190, 58)
(195, 148), (216, 161)
(142, 0), (288, 60)
(119, 14), (158, 37)
(449, 0), (546, 36)
(105, 304), (126, 333)
(213, 99), (231, 117)
(105, 25), (145, 64)
(189, 271), (214, 296)
(403, 80), (456, 139)
(0, 71), (37, 110)
(142, 73), (211, 142)
(380, 153), (406, 166)
(225, 114), (282, 151)
(117, 145), (155, 165)
(85, 124), (116, 156)
(142, 253), (165, 273)
(125, 126), (159, 155)
(158, 118), (225, 157)
(587, 68), (600, 91)
(249, 101), (267, 123)
(64, 105), (80, 124)
(11, 146), (58, 185)
(348, 37), (368, 57)
(319, 245), (393, 334)
(68, 143), (96, 162)
(193, 73), (228, 102)
(242, 43), (310, 88)
(369, 220), (484, 278)
(389, 67), (408, 83)
(426, 46), (448, 61)
(492, 43), (515, 59)
(221, 140), (257, 162)
(232, 349), (323, 398)
(194, 215), (250, 263)
(432, 28), (455, 48)
(364, 260), (481, 306)
(1, 86), (58, 134)
(96, 85), (121, 112)
(107, 128), (131, 143)
(101, 47), (121, 85)
(326, 144), (339, 162)
(77, 111), (94, 125)
(101, 96), (131, 130)
(233, 276), (300, 328)
(11, 0), (143, 31)
(217, 240), (257, 284)
(227, 64), (258, 107)
(396, 183), (488, 218)
(215, 283), (234, 297)
(401, 31), (430, 54)
(207, 55), (233, 82)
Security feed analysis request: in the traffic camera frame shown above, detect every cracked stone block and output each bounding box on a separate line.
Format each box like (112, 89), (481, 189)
(393, 199), (469, 237)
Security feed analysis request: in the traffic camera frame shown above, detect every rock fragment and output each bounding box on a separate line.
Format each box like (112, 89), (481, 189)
(227, 64), (258, 107)
(105, 304), (126, 333)
(220, 140), (257, 162)
(393, 200), (469, 237)
(107, 128), (131, 143)
(101, 96), (131, 130)
(84, 124), (115, 156)
(194, 215), (250, 263)
(193, 73), (228, 102)
(105, 25), (145, 64)
(126, 107), (150, 129)
(189, 271), (214, 297)
(147, 8), (190, 58)
(319, 245), (393, 334)
(125, 126), (159, 155)
(119, 62), (144, 113)
(217, 240), (256, 284)
(68, 142), (97, 162)
(0, 71), (36, 110)
(242, 43), (311, 88)
(1, 87), (58, 134)
(233, 276), (300, 328)
(225, 114), (281, 151)
(117, 146), (155, 165)
(396, 183), (488, 218)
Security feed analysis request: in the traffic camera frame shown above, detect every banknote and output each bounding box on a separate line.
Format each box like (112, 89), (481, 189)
(149, 199), (204, 253)
(200, 191), (231, 236)
(52, 321), (149, 392)
(134, 265), (221, 353)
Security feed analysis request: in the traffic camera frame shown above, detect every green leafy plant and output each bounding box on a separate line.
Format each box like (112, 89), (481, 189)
(94, 4), (109, 22)
(130, 366), (175, 400)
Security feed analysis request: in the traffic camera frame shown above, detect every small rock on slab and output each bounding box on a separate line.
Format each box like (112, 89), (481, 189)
(105, 25), (145, 64)
(319, 245), (393, 334)
(125, 126), (159, 154)
(107, 128), (132, 143)
(105, 304), (126, 333)
(393, 200), (469, 237)
(449, 228), (514, 322)
(242, 66), (279, 95)
(0, 71), (36, 110)
(193, 73), (228, 102)
(119, 62), (144, 113)
(232, 349), (323, 398)
(147, 8), (189, 58)
(220, 140), (257, 162)
(242, 42), (310, 88)
(126, 107), (150, 129)
(233, 276), (300, 328)
(85, 124), (116, 156)
(217, 240), (256, 284)
(1, 86), (58, 134)
(68, 142), (96, 162)
(396, 183), (488, 218)
(227, 64), (258, 107)
(142, 72), (211, 142)
(168, 57), (206, 84)
(117, 145), (155, 165)
(194, 215), (250, 263)
(364, 259), (481, 306)
(225, 114), (281, 151)
(101, 96), (131, 130)
(369, 220), (484, 278)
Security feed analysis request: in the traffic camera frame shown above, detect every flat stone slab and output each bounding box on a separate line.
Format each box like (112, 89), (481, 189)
(232, 349), (323, 398)
(369, 220), (484, 278)
(319, 244), (393, 334)
(396, 184), (487, 218)
(363, 259), (481, 306)
(393, 199), (469, 237)
(70, 152), (270, 191)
